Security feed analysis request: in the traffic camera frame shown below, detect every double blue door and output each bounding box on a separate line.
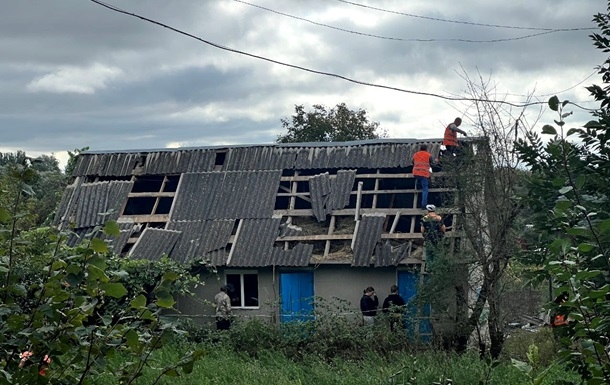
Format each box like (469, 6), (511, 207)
(398, 271), (432, 342)
(280, 271), (314, 323)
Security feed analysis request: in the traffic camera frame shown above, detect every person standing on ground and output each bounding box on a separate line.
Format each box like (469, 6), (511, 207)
(382, 285), (406, 331)
(214, 285), (232, 330)
(360, 286), (379, 326)
(443, 117), (468, 157)
(420, 204), (446, 263)
(412, 144), (436, 209)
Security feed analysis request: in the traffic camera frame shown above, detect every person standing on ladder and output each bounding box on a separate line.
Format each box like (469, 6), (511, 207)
(443, 117), (468, 157)
(420, 204), (446, 264)
(412, 144), (436, 210)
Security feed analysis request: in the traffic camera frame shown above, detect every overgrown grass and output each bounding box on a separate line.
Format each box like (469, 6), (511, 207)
(93, 319), (579, 385)
(94, 343), (577, 385)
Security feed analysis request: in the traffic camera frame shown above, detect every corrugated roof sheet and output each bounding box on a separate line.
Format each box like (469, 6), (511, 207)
(278, 223), (303, 238)
(58, 181), (133, 228)
(374, 241), (410, 267)
(141, 149), (216, 175)
(64, 220), (134, 252)
(270, 243), (313, 266)
(352, 213), (386, 267)
(228, 218), (281, 267)
(170, 170), (281, 220)
(202, 248), (228, 266)
(72, 153), (141, 177)
(75, 139), (448, 175)
(329, 170), (356, 210)
(167, 220), (235, 263)
(53, 185), (75, 226)
(309, 170), (357, 221)
(129, 228), (181, 261)
(309, 173), (331, 222)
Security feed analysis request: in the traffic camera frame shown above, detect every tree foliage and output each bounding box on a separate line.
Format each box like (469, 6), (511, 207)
(514, 4), (610, 383)
(277, 103), (385, 143)
(0, 161), (204, 384)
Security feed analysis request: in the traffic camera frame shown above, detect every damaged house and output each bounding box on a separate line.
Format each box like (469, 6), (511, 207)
(54, 139), (467, 340)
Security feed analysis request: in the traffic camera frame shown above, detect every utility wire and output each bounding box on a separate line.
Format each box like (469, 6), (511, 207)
(234, 0), (573, 43)
(89, 0), (546, 108)
(335, 0), (596, 32)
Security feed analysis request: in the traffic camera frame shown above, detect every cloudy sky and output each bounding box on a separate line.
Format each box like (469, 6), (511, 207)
(1, 0), (605, 169)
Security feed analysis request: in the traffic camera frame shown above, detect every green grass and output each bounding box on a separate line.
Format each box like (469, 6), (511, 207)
(93, 343), (578, 385)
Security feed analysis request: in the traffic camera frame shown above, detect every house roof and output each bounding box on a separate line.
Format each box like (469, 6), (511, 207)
(60, 138), (469, 268)
(72, 138), (447, 177)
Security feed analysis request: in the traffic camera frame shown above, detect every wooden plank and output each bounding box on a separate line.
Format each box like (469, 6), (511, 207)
(276, 232), (463, 242)
(121, 214), (169, 223)
(274, 208), (459, 216)
(276, 187), (454, 197)
(324, 215), (336, 257)
(128, 192), (175, 197)
(280, 171), (451, 182)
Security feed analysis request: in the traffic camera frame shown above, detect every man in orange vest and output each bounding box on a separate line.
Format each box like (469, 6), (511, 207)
(412, 144), (436, 209)
(443, 117), (468, 157)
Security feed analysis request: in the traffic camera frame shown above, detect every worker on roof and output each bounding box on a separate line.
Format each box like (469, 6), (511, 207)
(421, 204), (446, 263)
(443, 117), (468, 157)
(412, 144), (437, 210)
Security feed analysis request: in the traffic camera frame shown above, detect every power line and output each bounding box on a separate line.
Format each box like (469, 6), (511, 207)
(235, 0), (574, 43)
(88, 0), (547, 108)
(335, 0), (596, 32)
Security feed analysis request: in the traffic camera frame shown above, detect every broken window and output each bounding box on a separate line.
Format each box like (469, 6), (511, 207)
(226, 271), (259, 308)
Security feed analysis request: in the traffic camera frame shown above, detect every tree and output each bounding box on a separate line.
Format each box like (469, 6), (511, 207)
(514, 4), (610, 382)
(423, 71), (541, 358)
(277, 103), (386, 143)
(0, 160), (204, 384)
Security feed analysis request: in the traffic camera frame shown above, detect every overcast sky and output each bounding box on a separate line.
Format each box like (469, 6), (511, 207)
(1, 0), (605, 169)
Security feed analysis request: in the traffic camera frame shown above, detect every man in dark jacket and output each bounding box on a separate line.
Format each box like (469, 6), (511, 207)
(382, 285), (406, 331)
(360, 286), (379, 325)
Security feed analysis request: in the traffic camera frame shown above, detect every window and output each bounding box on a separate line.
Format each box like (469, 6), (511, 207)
(225, 271), (259, 308)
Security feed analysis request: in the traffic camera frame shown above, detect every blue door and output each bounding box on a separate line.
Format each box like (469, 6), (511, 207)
(398, 270), (432, 342)
(280, 271), (314, 323)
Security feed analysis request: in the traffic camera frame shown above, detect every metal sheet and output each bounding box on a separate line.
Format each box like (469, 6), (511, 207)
(374, 241), (409, 267)
(351, 213), (386, 267)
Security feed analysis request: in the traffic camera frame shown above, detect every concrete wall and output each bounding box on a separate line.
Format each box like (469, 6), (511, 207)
(177, 265), (409, 327)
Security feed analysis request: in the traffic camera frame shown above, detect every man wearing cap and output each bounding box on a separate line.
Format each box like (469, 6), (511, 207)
(421, 205), (446, 261)
(412, 144), (436, 209)
(443, 117), (468, 157)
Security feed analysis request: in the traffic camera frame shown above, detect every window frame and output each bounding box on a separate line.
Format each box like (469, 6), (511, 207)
(225, 270), (259, 309)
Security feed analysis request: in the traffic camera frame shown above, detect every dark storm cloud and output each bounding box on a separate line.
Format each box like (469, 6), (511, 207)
(0, 0), (607, 164)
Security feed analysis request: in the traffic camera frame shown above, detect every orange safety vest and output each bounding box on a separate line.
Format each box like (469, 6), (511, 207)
(412, 151), (431, 178)
(553, 314), (568, 327)
(443, 124), (458, 146)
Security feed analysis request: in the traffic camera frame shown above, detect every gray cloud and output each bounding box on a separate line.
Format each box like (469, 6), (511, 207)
(0, 0), (606, 165)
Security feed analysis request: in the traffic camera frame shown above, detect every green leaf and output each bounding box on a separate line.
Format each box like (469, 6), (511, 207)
(100, 282), (128, 299)
(103, 221), (121, 237)
(87, 265), (109, 283)
(548, 96), (560, 111)
(577, 243), (595, 253)
(125, 329), (140, 349)
(558, 186), (573, 195)
(130, 294), (147, 309)
(90, 238), (108, 253)
(566, 128), (580, 136)
(88, 255), (107, 270)
(164, 369), (180, 377)
(162, 271), (180, 282)
(511, 358), (532, 374)
(599, 219), (610, 234)
(156, 290), (176, 308)
(541, 125), (557, 135)
(0, 207), (10, 223)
